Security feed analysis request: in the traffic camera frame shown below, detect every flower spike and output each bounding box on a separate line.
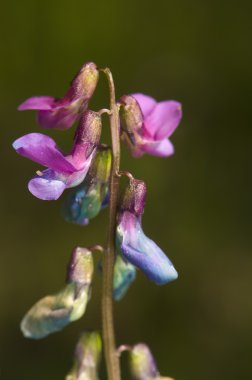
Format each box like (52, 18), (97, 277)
(129, 343), (174, 380)
(116, 179), (178, 285)
(63, 146), (111, 225)
(66, 331), (102, 380)
(18, 62), (99, 130)
(13, 110), (101, 200)
(20, 247), (94, 339)
(120, 94), (182, 157)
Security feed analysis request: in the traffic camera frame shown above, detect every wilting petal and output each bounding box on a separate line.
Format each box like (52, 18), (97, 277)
(145, 101), (182, 140)
(18, 96), (55, 110)
(132, 93), (156, 118)
(66, 331), (102, 380)
(117, 212), (178, 285)
(141, 139), (174, 157)
(21, 247), (94, 339)
(13, 133), (77, 173)
(113, 255), (136, 301)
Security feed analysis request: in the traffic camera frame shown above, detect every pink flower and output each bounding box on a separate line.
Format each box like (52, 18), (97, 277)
(18, 62), (99, 130)
(120, 93), (182, 157)
(13, 111), (101, 200)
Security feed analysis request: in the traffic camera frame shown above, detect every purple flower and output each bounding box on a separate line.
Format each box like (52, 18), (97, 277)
(18, 62), (99, 130)
(116, 179), (178, 285)
(120, 94), (182, 157)
(13, 111), (101, 200)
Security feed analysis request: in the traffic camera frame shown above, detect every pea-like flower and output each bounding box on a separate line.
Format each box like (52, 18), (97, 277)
(18, 62), (99, 130)
(120, 94), (182, 157)
(129, 343), (174, 380)
(63, 146), (111, 225)
(13, 111), (101, 200)
(66, 331), (102, 380)
(21, 247), (94, 339)
(116, 179), (178, 285)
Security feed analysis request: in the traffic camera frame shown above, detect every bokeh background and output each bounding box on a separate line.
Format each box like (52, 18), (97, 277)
(1, 0), (251, 379)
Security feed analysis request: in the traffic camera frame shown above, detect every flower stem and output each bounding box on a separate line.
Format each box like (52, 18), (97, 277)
(101, 67), (121, 380)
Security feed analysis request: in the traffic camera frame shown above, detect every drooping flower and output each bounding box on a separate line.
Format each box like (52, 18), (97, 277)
(120, 94), (182, 157)
(116, 179), (178, 285)
(113, 255), (136, 301)
(66, 331), (102, 380)
(13, 111), (101, 200)
(129, 343), (174, 380)
(21, 247), (94, 339)
(62, 145), (111, 225)
(18, 62), (99, 130)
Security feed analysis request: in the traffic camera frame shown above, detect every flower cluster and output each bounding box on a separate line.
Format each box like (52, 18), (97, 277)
(14, 61), (182, 379)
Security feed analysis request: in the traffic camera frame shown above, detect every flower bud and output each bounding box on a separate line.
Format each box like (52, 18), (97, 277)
(20, 247), (94, 339)
(113, 255), (136, 301)
(67, 247), (94, 288)
(129, 344), (175, 380)
(130, 343), (158, 380)
(63, 147), (111, 225)
(66, 331), (102, 380)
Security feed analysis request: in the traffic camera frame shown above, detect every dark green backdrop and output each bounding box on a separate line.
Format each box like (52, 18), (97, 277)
(1, 0), (251, 379)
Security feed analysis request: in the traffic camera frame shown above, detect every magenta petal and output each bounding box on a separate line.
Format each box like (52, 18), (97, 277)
(37, 104), (79, 130)
(145, 101), (182, 140)
(132, 93), (156, 118)
(28, 176), (66, 200)
(142, 139), (174, 157)
(18, 96), (55, 111)
(13, 133), (76, 173)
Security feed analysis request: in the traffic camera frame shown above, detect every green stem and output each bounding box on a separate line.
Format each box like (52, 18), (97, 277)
(101, 68), (121, 380)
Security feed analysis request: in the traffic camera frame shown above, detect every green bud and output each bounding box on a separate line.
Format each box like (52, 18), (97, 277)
(66, 331), (102, 380)
(20, 247), (94, 339)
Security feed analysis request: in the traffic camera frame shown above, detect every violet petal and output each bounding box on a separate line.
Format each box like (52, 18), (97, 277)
(13, 133), (77, 173)
(18, 96), (55, 110)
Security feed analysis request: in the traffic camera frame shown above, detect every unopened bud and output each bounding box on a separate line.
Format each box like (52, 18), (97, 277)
(66, 331), (102, 380)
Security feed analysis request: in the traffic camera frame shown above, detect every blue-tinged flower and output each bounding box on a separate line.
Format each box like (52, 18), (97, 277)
(116, 179), (178, 285)
(120, 94), (182, 158)
(18, 62), (99, 130)
(20, 247), (94, 339)
(66, 331), (102, 380)
(13, 111), (101, 200)
(113, 255), (136, 301)
(62, 146), (111, 225)
(129, 343), (174, 380)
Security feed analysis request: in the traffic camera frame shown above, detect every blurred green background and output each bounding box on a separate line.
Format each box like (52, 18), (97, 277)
(1, 0), (251, 379)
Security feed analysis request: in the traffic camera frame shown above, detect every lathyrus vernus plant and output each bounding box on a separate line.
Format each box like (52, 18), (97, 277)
(13, 62), (182, 380)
